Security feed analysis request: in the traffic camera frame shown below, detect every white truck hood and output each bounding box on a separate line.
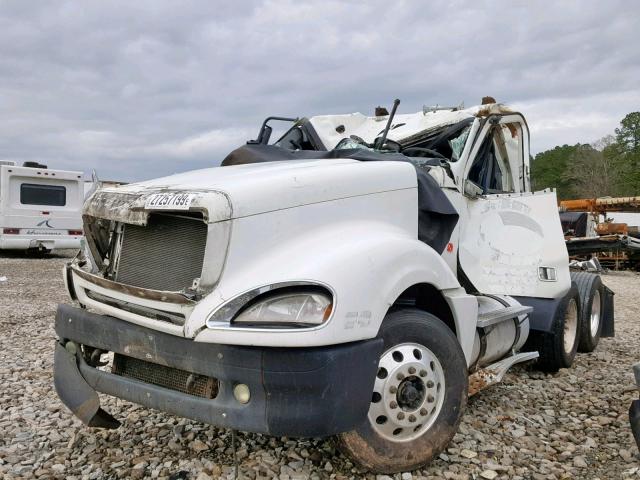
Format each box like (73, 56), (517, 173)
(86, 159), (417, 223)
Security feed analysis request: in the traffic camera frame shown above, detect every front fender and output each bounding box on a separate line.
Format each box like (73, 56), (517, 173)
(190, 217), (465, 348)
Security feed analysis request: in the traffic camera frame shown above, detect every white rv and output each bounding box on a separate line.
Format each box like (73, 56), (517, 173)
(0, 161), (84, 253)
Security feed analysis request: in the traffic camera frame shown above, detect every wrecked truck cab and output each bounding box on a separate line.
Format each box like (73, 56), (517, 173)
(54, 101), (614, 474)
(70, 158), (466, 345)
(57, 157), (466, 442)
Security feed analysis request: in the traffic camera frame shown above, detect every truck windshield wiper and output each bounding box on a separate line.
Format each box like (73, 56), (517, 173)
(374, 98), (400, 150)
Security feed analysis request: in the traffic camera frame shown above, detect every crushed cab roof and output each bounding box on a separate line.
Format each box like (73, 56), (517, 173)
(308, 103), (513, 150)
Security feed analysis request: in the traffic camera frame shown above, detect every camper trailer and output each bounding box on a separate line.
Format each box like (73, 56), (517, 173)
(0, 161), (84, 253)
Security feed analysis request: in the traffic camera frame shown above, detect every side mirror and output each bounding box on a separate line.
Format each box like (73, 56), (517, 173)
(464, 179), (484, 198)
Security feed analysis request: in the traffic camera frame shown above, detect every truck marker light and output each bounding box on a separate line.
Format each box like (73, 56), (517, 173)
(446, 243), (454, 253)
(68, 230), (83, 236)
(3, 228), (19, 235)
(233, 384), (251, 404)
(323, 303), (333, 321)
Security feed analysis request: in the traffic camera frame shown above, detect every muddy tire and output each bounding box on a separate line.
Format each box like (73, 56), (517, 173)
(335, 308), (467, 474)
(529, 284), (581, 372)
(571, 271), (604, 353)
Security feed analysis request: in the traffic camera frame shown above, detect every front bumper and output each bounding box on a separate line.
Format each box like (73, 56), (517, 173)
(631, 362), (640, 451)
(54, 304), (382, 437)
(0, 234), (81, 251)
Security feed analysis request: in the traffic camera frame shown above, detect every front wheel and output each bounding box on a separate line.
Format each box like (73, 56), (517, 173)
(335, 308), (468, 474)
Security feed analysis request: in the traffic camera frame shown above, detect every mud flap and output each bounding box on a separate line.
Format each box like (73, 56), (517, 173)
(600, 285), (615, 337)
(631, 400), (640, 451)
(54, 342), (120, 429)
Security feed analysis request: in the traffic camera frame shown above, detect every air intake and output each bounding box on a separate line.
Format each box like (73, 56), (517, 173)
(112, 354), (219, 399)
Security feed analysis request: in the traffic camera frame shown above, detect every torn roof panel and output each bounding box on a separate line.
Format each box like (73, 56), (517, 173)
(308, 103), (514, 150)
(308, 108), (473, 150)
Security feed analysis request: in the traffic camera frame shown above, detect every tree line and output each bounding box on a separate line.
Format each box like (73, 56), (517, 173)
(530, 112), (640, 200)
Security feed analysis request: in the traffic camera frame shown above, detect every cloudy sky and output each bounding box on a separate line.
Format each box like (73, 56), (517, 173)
(1, 1), (639, 181)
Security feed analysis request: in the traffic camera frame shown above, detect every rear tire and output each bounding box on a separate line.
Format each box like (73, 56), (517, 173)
(335, 308), (467, 474)
(529, 284), (581, 372)
(571, 271), (604, 353)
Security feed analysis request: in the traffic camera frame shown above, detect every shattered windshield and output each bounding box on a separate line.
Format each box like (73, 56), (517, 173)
(398, 118), (475, 162)
(334, 137), (373, 151)
(332, 120), (473, 168)
(448, 125), (471, 162)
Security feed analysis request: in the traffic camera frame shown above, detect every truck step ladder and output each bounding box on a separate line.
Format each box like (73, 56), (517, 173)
(476, 305), (533, 329)
(468, 351), (539, 396)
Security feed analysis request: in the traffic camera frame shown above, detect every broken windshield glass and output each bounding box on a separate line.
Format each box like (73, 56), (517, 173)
(449, 125), (471, 162)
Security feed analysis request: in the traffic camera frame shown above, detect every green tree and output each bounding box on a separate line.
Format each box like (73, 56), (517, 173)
(530, 144), (580, 199)
(615, 112), (640, 151)
(613, 112), (640, 195)
(531, 113), (640, 199)
(563, 142), (615, 198)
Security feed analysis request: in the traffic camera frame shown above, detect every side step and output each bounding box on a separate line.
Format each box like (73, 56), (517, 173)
(477, 305), (533, 329)
(468, 351), (539, 396)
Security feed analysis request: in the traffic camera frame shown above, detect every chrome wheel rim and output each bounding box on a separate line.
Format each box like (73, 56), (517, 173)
(590, 290), (601, 338)
(368, 343), (445, 442)
(563, 298), (578, 354)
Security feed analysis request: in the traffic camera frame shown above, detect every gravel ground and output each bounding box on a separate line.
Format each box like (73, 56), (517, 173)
(0, 251), (639, 480)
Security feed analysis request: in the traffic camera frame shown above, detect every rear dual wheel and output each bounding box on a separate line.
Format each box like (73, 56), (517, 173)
(528, 284), (581, 372)
(336, 309), (467, 474)
(571, 271), (604, 353)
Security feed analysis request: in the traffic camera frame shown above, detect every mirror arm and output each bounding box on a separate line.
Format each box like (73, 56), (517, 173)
(248, 116), (298, 145)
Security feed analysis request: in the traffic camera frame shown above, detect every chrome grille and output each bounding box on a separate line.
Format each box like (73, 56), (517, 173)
(115, 213), (207, 291)
(112, 354), (219, 399)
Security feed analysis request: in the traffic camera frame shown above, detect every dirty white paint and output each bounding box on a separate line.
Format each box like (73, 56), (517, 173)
(458, 191), (570, 298)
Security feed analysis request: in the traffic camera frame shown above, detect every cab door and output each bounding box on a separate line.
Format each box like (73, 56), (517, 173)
(457, 114), (570, 299)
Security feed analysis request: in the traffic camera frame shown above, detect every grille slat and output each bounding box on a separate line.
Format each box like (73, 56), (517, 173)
(85, 290), (186, 326)
(115, 214), (207, 291)
(112, 354), (219, 399)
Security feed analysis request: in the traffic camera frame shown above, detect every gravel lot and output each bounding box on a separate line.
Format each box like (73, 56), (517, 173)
(0, 251), (639, 480)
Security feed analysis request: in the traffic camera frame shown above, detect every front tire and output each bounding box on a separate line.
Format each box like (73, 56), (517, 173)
(335, 309), (467, 474)
(571, 271), (604, 352)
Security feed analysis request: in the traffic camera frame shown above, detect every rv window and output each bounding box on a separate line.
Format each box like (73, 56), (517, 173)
(20, 183), (66, 206)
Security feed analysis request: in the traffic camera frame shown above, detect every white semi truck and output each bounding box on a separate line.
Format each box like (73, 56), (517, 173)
(54, 100), (614, 473)
(0, 161), (83, 253)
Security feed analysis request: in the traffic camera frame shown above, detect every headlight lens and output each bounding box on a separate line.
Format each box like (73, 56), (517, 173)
(233, 291), (333, 327)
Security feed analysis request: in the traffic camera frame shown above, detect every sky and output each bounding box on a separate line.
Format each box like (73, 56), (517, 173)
(1, 1), (639, 181)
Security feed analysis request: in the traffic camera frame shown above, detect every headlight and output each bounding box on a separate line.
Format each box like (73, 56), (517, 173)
(233, 291), (333, 327)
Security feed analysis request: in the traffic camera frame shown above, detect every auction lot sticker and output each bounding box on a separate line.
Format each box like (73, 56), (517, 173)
(145, 192), (195, 210)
